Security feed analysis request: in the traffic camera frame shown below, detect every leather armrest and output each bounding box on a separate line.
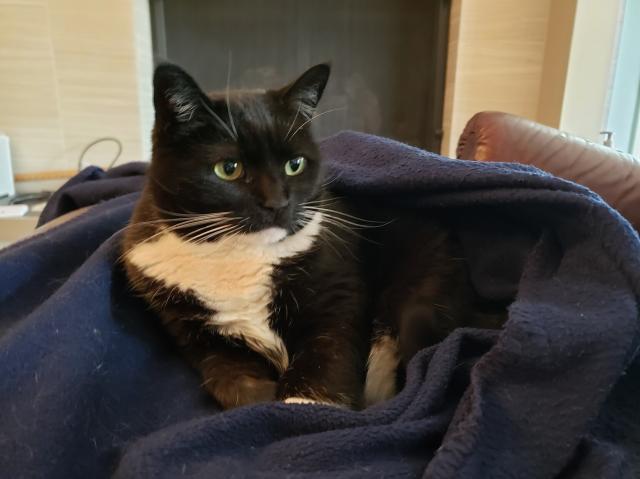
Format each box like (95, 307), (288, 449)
(457, 111), (640, 230)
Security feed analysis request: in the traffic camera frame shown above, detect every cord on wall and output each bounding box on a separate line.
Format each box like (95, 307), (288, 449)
(77, 137), (123, 172)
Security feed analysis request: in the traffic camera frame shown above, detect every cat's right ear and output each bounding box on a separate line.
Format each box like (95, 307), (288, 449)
(280, 63), (331, 119)
(153, 63), (207, 128)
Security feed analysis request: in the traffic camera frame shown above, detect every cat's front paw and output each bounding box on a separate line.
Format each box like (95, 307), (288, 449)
(207, 375), (277, 409)
(282, 396), (339, 406)
(283, 396), (320, 405)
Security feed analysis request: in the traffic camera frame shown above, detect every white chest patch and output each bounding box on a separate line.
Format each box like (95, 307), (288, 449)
(127, 212), (323, 373)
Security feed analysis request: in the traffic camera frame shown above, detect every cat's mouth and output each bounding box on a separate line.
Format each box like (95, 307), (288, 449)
(252, 227), (288, 244)
(246, 208), (297, 237)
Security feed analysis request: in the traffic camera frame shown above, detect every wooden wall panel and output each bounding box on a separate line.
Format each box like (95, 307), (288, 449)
(536, 0), (577, 129)
(0, 0), (153, 192)
(0, 2), (66, 175)
(441, 0), (552, 156)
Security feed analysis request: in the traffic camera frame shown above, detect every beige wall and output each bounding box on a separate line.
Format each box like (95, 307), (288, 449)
(0, 0), (153, 193)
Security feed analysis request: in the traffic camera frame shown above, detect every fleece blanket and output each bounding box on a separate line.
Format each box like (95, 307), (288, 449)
(1, 131), (639, 479)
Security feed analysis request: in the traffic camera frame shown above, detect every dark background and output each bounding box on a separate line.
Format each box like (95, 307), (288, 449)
(150, 0), (450, 152)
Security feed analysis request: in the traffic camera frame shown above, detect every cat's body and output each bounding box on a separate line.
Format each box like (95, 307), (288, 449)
(124, 190), (368, 407)
(122, 63), (505, 409)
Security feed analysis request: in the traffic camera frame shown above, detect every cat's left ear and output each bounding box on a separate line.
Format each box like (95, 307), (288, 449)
(280, 63), (331, 118)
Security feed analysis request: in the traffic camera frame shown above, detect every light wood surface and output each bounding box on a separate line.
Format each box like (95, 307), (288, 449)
(13, 169), (76, 181)
(0, 215), (39, 249)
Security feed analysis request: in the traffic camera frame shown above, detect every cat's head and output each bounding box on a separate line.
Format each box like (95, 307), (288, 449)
(148, 62), (331, 239)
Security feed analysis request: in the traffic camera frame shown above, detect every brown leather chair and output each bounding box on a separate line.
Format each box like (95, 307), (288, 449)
(457, 111), (640, 230)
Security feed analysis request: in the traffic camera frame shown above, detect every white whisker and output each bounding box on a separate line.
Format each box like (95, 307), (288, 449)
(180, 221), (232, 240)
(119, 211), (237, 262)
(303, 207), (384, 246)
(284, 104), (301, 142)
(185, 222), (240, 244)
(300, 195), (343, 207)
(303, 205), (391, 227)
(200, 99), (237, 141)
(188, 230), (229, 245)
(191, 226), (235, 244)
(321, 174), (342, 189)
(317, 230), (346, 260)
(225, 51), (239, 140)
(317, 216), (361, 238)
(154, 207), (233, 219)
(287, 107), (346, 142)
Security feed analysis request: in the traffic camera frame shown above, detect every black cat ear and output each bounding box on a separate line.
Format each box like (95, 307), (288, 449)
(153, 63), (206, 125)
(281, 63), (331, 119)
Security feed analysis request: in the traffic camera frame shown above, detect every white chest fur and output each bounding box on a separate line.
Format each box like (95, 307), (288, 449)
(127, 212), (323, 373)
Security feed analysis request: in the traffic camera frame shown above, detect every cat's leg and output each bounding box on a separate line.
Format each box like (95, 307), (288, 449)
(364, 328), (401, 407)
(164, 316), (279, 410)
(197, 336), (278, 409)
(361, 220), (472, 407)
(277, 319), (368, 408)
(128, 269), (279, 410)
(275, 251), (369, 408)
(371, 219), (476, 366)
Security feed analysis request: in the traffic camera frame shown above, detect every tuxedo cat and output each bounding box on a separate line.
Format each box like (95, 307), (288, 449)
(122, 63), (504, 409)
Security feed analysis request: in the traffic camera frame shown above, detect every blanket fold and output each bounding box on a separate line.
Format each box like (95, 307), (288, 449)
(1, 131), (639, 479)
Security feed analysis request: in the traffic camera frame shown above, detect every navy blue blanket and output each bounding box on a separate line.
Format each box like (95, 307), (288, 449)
(2, 132), (639, 478)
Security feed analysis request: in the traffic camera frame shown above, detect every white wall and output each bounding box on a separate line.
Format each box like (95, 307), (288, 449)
(560, 0), (623, 142)
(604, 0), (640, 153)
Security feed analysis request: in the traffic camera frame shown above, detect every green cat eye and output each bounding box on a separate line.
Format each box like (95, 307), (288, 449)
(285, 156), (306, 176)
(214, 159), (244, 181)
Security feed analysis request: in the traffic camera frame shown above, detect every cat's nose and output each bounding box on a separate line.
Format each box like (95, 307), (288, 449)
(261, 196), (289, 211)
(256, 176), (289, 211)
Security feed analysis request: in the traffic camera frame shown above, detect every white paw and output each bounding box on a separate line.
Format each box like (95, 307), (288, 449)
(283, 397), (319, 405)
